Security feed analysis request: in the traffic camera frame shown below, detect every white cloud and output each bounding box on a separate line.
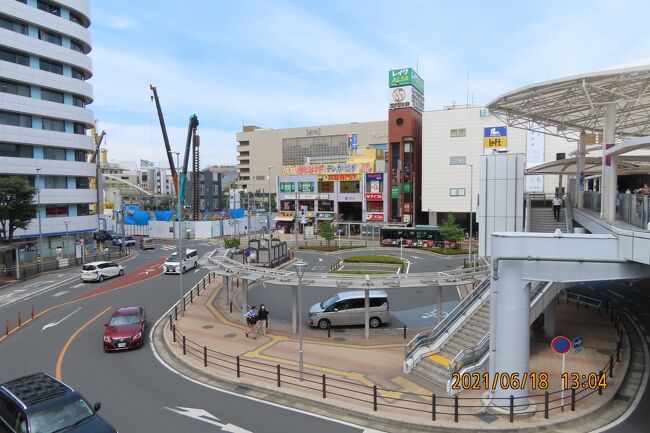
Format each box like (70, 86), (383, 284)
(106, 16), (137, 30)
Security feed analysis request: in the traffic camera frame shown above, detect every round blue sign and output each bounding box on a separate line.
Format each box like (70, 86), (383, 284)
(551, 336), (571, 354)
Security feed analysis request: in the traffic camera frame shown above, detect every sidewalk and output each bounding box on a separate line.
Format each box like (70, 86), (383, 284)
(157, 277), (633, 432)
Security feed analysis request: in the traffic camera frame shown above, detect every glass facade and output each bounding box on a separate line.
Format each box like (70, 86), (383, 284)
(282, 135), (348, 165)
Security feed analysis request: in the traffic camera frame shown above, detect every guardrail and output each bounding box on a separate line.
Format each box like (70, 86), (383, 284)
(165, 276), (626, 424)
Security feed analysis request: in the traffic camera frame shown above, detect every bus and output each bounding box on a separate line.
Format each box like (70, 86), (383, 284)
(380, 225), (443, 248)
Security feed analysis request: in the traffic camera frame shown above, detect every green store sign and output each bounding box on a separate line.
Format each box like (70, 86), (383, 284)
(388, 68), (424, 94)
(404, 183), (411, 193)
(316, 213), (333, 219)
(391, 185), (399, 198)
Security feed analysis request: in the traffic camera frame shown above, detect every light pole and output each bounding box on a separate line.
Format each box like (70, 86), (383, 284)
(177, 187), (184, 316)
(267, 166), (273, 245)
(466, 164), (474, 267)
(36, 168), (43, 271)
(294, 261), (307, 381)
(63, 220), (69, 257)
(399, 237), (403, 262)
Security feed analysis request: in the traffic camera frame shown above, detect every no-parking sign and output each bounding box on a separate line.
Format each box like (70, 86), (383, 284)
(551, 336), (571, 354)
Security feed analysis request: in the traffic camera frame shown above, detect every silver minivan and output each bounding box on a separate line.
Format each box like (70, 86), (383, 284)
(308, 290), (390, 329)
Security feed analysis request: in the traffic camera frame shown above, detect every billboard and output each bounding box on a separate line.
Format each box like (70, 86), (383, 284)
(526, 122), (545, 192)
(388, 68), (424, 94)
(366, 213), (384, 221)
(347, 133), (358, 150)
(282, 162), (374, 176)
(483, 126), (508, 150)
(365, 193), (383, 201)
(389, 86), (424, 113)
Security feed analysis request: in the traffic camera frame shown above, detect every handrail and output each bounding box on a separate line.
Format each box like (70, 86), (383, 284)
(565, 193), (575, 233)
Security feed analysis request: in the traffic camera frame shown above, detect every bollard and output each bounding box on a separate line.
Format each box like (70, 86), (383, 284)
(236, 356), (241, 378)
(182, 336), (186, 355)
(598, 371), (603, 396)
(322, 374), (326, 398)
(327, 327), (330, 339)
(509, 395), (514, 423)
(203, 346), (207, 367)
(373, 385), (377, 411)
(571, 388), (576, 411)
(190, 290), (194, 304)
(609, 354), (614, 378)
(208, 273), (211, 283)
(183, 296), (186, 311)
(276, 365), (281, 387)
(4, 320), (8, 336)
(175, 305), (178, 321)
(454, 395), (459, 423)
(432, 394), (436, 421)
(544, 391), (549, 419)
(31, 305), (34, 320)
(616, 341), (621, 362)
(169, 315), (173, 331)
(17, 312), (21, 327)
(403, 325), (407, 340)
(229, 302), (233, 314)
(172, 324), (176, 342)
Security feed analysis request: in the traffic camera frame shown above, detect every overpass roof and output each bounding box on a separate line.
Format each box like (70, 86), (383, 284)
(486, 65), (650, 140)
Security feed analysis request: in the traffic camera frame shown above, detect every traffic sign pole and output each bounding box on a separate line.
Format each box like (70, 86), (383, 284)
(551, 336), (572, 411)
(561, 353), (566, 410)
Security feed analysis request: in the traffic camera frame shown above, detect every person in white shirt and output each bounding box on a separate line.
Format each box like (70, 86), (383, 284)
(552, 196), (562, 222)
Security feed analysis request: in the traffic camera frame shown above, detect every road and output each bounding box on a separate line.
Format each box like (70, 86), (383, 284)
(0, 241), (368, 433)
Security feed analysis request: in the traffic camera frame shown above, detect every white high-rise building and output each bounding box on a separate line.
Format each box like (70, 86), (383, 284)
(0, 0), (95, 251)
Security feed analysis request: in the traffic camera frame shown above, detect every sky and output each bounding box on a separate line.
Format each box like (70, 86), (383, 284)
(89, 0), (650, 168)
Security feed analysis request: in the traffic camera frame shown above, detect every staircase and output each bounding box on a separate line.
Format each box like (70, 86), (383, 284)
(412, 299), (490, 388)
(530, 207), (566, 233)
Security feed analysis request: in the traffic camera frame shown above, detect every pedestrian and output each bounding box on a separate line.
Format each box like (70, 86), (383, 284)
(257, 304), (269, 335)
(552, 195), (562, 222)
(55, 246), (62, 259)
(244, 306), (258, 339)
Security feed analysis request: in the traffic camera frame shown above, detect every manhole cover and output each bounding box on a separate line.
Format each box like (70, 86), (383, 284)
(224, 333), (237, 338)
(332, 337), (346, 342)
(202, 325), (214, 329)
(235, 385), (251, 394)
(475, 412), (499, 424)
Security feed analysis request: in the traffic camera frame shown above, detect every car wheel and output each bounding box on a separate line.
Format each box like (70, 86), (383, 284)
(118, 269), (124, 276)
(182, 266), (186, 274)
(193, 261), (197, 269)
(369, 317), (381, 328)
(98, 274), (105, 282)
(318, 319), (330, 330)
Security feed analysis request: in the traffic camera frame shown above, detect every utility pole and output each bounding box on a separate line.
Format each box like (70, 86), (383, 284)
(36, 168), (43, 271)
(267, 166), (273, 246)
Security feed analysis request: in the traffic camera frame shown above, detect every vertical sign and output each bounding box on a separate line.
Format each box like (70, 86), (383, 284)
(483, 127), (508, 152)
(347, 133), (358, 150)
(526, 122), (545, 192)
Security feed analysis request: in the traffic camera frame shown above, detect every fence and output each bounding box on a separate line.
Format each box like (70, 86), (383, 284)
(166, 274), (626, 424)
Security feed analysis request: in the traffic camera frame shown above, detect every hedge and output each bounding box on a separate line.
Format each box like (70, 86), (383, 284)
(342, 255), (404, 264)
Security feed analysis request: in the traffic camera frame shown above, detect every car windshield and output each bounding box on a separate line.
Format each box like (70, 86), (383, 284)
(167, 253), (180, 263)
(109, 314), (140, 326)
(28, 398), (93, 433)
(321, 294), (339, 309)
(81, 265), (96, 271)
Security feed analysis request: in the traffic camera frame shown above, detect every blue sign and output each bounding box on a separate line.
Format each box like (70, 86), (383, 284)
(347, 133), (358, 149)
(551, 336), (571, 354)
(573, 336), (583, 354)
(366, 173), (383, 181)
(484, 126), (507, 138)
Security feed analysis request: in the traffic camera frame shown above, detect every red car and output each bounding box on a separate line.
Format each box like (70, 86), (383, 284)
(103, 306), (146, 351)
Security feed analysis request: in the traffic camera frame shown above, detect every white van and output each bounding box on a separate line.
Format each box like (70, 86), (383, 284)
(308, 290), (390, 329)
(163, 249), (198, 274)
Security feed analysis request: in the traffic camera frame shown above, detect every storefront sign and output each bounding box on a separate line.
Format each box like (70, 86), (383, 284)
(317, 194), (329, 199)
(323, 173), (362, 181)
(366, 213), (384, 221)
(483, 126), (508, 149)
(297, 194), (317, 200)
(389, 86), (424, 113)
(370, 181), (380, 193)
(388, 68), (425, 94)
(403, 214), (411, 223)
(365, 193), (383, 201)
(366, 173), (383, 181)
(338, 194), (362, 202)
(283, 193), (296, 200)
(316, 213), (334, 219)
(282, 162), (374, 176)
(391, 185), (399, 198)
(347, 133), (358, 150)
(404, 183), (411, 193)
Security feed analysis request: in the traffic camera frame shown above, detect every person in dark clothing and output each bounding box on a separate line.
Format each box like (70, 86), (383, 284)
(245, 306), (258, 339)
(257, 304), (269, 335)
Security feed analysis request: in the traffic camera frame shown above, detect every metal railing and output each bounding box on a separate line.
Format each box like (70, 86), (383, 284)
(166, 276), (626, 424)
(558, 289), (603, 309)
(583, 190), (650, 230)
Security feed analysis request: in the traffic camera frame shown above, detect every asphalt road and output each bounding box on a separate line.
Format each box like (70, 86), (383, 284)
(0, 242), (367, 433)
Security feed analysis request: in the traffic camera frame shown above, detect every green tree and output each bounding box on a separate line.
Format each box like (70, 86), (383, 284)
(223, 237), (241, 249)
(317, 221), (337, 246)
(158, 196), (174, 210)
(0, 177), (37, 243)
(439, 214), (465, 243)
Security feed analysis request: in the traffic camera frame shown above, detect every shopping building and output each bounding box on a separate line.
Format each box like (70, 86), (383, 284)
(0, 0), (95, 253)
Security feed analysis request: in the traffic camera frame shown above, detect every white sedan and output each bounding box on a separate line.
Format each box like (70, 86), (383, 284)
(81, 261), (125, 282)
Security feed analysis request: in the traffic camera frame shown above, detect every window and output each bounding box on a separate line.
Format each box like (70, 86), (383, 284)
(318, 181), (333, 193)
(282, 135), (349, 165)
(0, 394), (21, 432)
(37, 1), (60, 16)
(41, 89), (64, 103)
(70, 40), (84, 53)
(43, 147), (66, 160)
(0, 79), (30, 97)
(39, 59), (63, 75)
(73, 123), (85, 135)
(76, 177), (89, 189)
(74, 150), (86, 161)
(450, 188), (466, 197)
(255, 175), (265, 181)
(340, 181), (360, 193)
(279, 182), (294, 192)
(450, 156), (466, 165)
(0, 48), (29, 66)
(0, 111), (31, 127)
(38, 29), (61, 45)
(69, 12), (83, 25)
(450, 128), (466, 137)
(71, 68), (84, 80)
(317, 200), (334, 211)
(77, 203), (90, 216)
(298, 182), (314, 192)
(43, 176), (67, 189)
(0, 15), (27, 34)
(41, 117), (65, 132)
(0, 143), (32, 158)
(45, 205), (68, 217)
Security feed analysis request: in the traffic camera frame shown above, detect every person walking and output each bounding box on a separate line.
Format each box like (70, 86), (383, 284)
(552, 195), (562, 222)
(257, 304), (269, 335)
(244, 306), (258, 339)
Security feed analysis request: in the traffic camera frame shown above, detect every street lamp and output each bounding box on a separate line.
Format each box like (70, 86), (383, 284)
(63, 220), (69, 258)
(36, 168), (43, 271)
(267, 166), (273, 244)
(294, 261), (307, 381)
(399, 237), (403, 262)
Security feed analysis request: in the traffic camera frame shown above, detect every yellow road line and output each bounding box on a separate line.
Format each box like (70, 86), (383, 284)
(391, 376), (431, 397)
(426, 353), (451, 367)
(55, 306), (112, 380)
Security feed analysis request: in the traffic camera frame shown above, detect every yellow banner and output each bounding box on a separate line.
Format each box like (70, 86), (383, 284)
(282, 162), (374, 176)
(483, 137), (507, 149)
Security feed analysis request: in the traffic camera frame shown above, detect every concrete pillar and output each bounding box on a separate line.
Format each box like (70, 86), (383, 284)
(364, 289), (370, 340)
(489, 248), (530, 406)
(436, 285), (443, 325)
(601, 103), (617, 220)
(577, 132), (586, 208)
(543, 299), (556, 337)
(428, 211), (438, 226)
(243, 279), (249, 314)
(292, 285), (298, 334)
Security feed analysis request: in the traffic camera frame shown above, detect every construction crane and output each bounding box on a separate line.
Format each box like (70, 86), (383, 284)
(149, 84), (179, 197)
(179, 115), (199, 220)
(90, 129), (106, 164)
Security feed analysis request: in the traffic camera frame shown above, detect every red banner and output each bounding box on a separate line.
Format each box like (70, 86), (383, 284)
(365, 193), (383, 201)
(366, 213), (384, 221)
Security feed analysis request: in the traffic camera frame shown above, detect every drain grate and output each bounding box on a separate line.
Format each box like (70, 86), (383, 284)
(224, 333), (237, 338)
(474, 412), (499, 424)
(202, 325), (214, 329)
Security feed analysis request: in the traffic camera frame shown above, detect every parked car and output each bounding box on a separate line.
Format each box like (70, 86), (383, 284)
(112, 236), (135, 247)
(139, 236), (154, 250)
(103, 306), (146, 351)
(0, 372), (117, 433)
(308, 290), (390, 329)
(81, 261), (124, 282)
(163, 249), (198, 274)
(93, 230), (114, 242)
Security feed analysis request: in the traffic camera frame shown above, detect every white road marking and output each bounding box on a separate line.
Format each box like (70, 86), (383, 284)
(0, 275), (79, 309)
(51, 291), (69, 298)
(25, 280), (53, 288)
(71, 283), (84, 289)
(41, 307), (81, 331)
(165, 407), (253, 432)
(404, 259), (411, 274)
(55, 274), (64, 277)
